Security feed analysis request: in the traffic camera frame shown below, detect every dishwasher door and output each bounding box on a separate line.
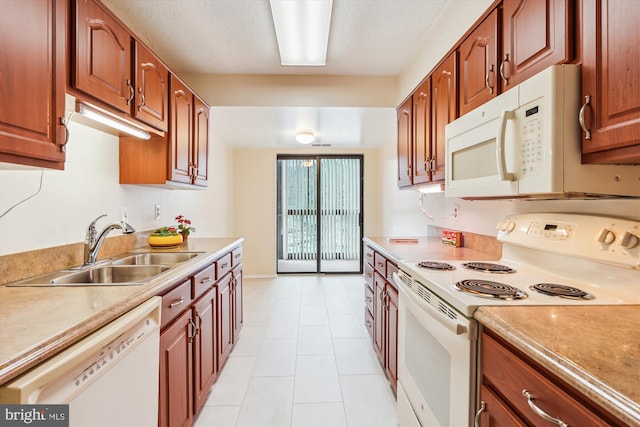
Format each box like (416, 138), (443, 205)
(0, 297), (161, 427)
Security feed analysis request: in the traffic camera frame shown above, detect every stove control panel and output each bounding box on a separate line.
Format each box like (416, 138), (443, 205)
(498, 213), (640, 268)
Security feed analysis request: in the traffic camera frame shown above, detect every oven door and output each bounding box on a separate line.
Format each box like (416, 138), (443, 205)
(395, 273), (478, 427)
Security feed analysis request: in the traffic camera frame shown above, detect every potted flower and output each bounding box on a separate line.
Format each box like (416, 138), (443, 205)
(175, 215), (195, 241)
(148, 226), (183, 248)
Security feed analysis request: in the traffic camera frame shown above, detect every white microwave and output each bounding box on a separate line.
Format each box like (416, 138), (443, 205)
(444, 64), (639, 199)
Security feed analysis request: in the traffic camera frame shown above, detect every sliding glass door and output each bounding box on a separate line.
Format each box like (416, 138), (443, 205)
(277, 155), (363, 274)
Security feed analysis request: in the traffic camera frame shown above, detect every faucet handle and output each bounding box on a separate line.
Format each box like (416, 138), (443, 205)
(86, 214), (107, 244)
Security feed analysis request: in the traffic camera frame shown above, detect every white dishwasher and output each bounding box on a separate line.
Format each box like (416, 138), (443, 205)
(0, 296), (161, 427)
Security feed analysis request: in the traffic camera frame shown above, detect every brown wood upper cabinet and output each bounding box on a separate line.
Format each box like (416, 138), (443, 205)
(580, 0), (640, 164)
(459, 9), (499, 116)
(73, 0), (133, 114)
(412, 78), (432, 186)
(170, 75), (209, 187)
(0, 0), (67, 170)
(459, 0), (573, 115)
(73, 0), (169, 132)
(396, 98), (413, 188)
(134, 41), (169, 131)
(430, 53), (457, 182)
(500, 0), (572, 88)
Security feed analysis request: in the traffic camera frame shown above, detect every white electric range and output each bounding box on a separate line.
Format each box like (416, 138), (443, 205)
(394, 213), (640, 427)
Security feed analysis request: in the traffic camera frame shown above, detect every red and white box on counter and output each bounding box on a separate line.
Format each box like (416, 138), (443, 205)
(442, 230), (463, 247)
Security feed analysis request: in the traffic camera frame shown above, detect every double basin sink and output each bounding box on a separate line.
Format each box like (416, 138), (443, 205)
(8, 252), (204, 287)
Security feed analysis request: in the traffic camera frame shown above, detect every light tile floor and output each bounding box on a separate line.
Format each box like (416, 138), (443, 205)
(194, 275), (398, 427)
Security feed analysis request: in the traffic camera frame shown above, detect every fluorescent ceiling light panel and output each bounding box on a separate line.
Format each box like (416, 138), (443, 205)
(270, 0), (333, 66)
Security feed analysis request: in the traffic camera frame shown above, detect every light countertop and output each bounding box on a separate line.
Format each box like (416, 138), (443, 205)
(0, 237), (243, 385)
(475, 305), (640, 427)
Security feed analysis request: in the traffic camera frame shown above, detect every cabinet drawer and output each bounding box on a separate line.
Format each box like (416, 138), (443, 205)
(216, 252), (233, 279)
(386, 261), (398, 284)
(364, 308), (374, 339)
(365, 284), (374, 314)
(231, 247), (243, 266)
(373, 252), (387, 276)
(364, 246), (374, 266)
(161, 279), (193, 329)
(364, 262), (374, 289)
(192, 264), (215, 300)
(482, 333), (612, 426)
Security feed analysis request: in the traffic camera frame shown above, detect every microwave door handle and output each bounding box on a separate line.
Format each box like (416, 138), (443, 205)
(496, 110), (515, 181)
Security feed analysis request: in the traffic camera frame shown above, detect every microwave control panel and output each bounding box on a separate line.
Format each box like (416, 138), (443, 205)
(520, 105), (543, 176)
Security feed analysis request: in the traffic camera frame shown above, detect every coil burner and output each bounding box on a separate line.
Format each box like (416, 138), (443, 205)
(530, 283), (595, 300)
(461, 262), (516, 274)
(454, 279), (527, 300)
(418, 261), (456, 271)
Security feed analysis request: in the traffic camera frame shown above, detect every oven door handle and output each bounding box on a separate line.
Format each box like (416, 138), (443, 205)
(394, 273), (469, 336)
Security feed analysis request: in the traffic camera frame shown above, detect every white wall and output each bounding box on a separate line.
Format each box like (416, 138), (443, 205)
(233, 147), (381, 278)
(0, 119), (234, 256)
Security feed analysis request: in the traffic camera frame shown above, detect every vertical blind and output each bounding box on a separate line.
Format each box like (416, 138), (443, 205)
(280, 157), (360, 261)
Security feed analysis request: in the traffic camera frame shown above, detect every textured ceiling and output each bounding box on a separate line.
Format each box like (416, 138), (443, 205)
(100, 0), (449, 147)
(102, 0), (448, 76)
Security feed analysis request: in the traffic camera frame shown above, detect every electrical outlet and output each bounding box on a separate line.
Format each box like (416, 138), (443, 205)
(452, 204), (460, 220)
(154, 204), (161, 220)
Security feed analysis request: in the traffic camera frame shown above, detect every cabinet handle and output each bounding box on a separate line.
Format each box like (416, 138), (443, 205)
(126, 80), (135, 105)
(138, 88), (145, 111)
(195, 313), (202, 335)
(499, 54), (510, 86)
(485, 64), (495, 94)
(234, 253), (241, 259)
(579, 95), (592, 140)
(59, 117), (69, 152)
(365, 319), (372, 328)
(473, 401), (486, 427)
(522, 390), (568, 427)
(188, 318), (196, 343)
(220, 262), (229, 268)
(200, 276), (212, 284)
(429, 158), (436, 172)
(169, 296), (184, 308)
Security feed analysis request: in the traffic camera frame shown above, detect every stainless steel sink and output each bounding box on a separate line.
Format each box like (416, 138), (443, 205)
(7, 265), (170, 287)
(110, 252), (201, 266)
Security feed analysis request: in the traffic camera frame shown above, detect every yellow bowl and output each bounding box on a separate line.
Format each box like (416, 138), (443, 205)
(148, 234), (183, 248)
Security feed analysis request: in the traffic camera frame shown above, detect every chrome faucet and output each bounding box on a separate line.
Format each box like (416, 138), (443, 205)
(83, 214), (135, 266)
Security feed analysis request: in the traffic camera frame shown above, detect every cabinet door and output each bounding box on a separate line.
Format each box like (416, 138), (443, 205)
(477, 385), (527, 427)
(169, 75), (194, 184)
(193, 287), (218, 414)
(74, 0), (132, 113)
(159, 309), (194, 427)
(500, 0), (572, 89)
(134, 42), (168, 131)
(193, 96), (210, 186)
(431, 53), (457, 182)
(412, 78), (432, 185)
(218, 273), (234, 370)
(232, 265), (243, 339)
(459, 9), (499, 115)
(581, 0), (640, 164)
(373, 272), (386, 365)
(385, 284), (398, 394)
(0, 0), (66, 169)
(397, 98), (413, 188)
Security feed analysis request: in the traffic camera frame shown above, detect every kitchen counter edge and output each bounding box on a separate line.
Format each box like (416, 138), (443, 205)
(475, 306), (640, 427)
(0, 237), (244, 385)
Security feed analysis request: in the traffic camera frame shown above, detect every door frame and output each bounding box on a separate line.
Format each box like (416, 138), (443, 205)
(276, 154), (364, 274)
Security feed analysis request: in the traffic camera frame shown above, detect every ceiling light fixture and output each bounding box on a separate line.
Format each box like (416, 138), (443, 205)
(296, 131), (315, 144)
(269, 0), (333, 66)
(77, 103), (151, 140)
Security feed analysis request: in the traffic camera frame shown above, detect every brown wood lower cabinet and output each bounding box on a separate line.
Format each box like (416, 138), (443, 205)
(365, 245), (398, 394)
(479, 331), (625, 426)
(158, 245), (243, 427)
